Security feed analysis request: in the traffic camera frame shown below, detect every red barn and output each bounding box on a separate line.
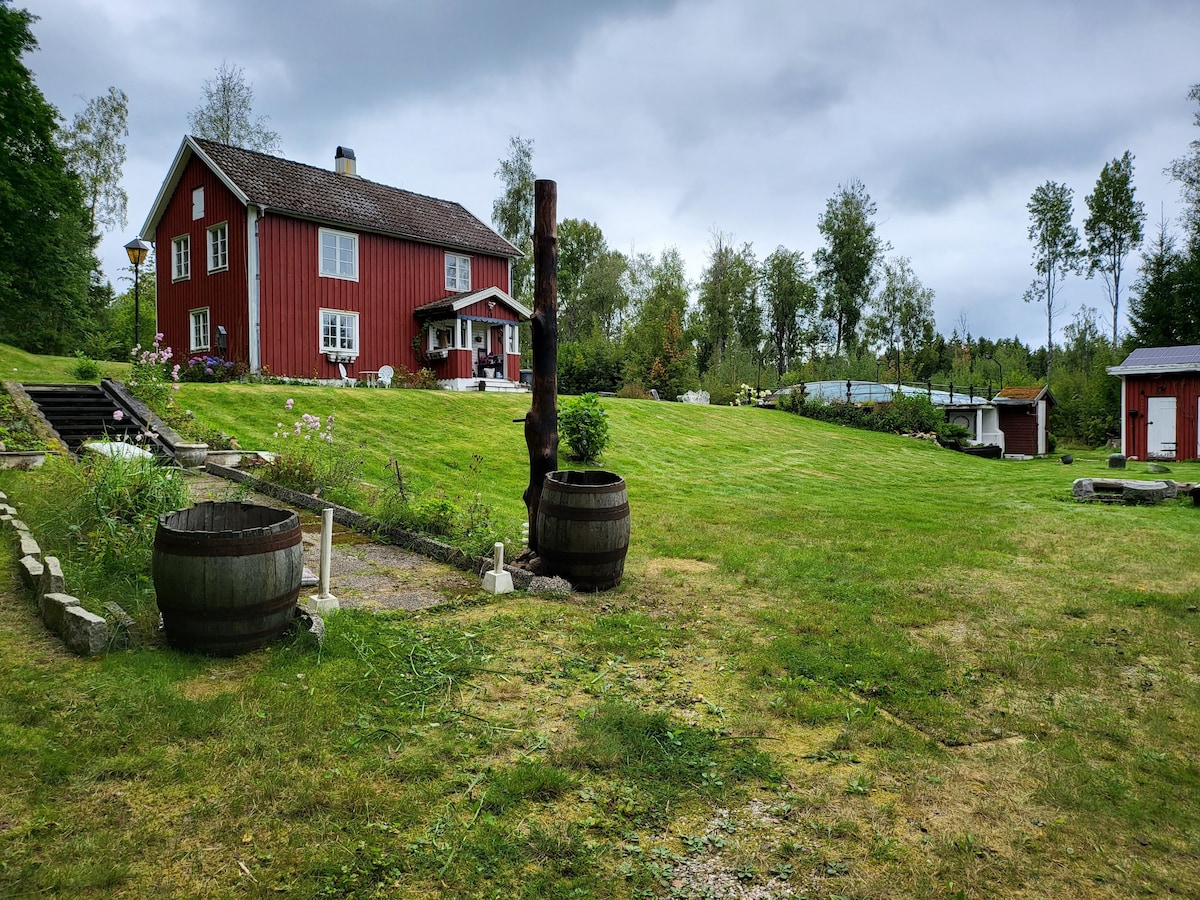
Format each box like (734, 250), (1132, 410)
(1108, 345), (1200, 461)
(141, 137), (527, 389)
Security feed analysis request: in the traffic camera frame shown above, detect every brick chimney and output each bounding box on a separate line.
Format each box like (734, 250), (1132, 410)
(334, 146), (357, 177)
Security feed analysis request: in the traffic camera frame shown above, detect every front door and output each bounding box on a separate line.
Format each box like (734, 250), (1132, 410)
(1146, 396), (1177, 458)
(490, 326), (505, 378)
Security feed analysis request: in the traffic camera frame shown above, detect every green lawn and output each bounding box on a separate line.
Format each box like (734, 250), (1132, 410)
(2, 377), (1199, 898)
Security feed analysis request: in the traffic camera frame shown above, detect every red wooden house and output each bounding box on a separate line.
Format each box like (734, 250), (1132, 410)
(141, 137), (528, 389)
(1108, 345), (1200, 460)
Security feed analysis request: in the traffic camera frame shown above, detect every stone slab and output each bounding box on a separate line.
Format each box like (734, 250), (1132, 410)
(64, 606), (109, 655)
(103, 602), (139, 650)
(38, 556), (64, 599)
(18, 555), (44, 589)
(17, 532), (40, 561)
(41, 592), (81, 635)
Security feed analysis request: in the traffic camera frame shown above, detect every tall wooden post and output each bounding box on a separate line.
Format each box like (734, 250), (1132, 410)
(523, 179), (559, 552)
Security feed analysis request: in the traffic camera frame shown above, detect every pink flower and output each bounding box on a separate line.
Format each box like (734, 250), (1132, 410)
(112, 410), (124, 421)
(154, 333), (164, 342)
(285, 398), (294, 410)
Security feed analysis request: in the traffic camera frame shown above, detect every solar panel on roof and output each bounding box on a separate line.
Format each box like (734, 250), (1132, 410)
(1120, 345), (1200, 366)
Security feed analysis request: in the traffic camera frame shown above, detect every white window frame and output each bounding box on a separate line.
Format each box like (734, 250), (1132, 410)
(207, 222), (228, 273)
(506, 323), (519, 354)
(445, 253), (471, 292)
(172, 235), (190, 281)
(319, 227), (358, 281)
(192, 186), (204, 220)
(319, 308), (359, 356)
(189, 307), (210, 352)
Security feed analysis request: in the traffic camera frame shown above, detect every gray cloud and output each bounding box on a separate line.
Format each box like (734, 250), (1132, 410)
(19, 0), (1200, 347)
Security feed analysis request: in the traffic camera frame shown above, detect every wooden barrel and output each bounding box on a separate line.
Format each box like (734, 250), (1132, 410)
(153, 501), (303, 655)
(536, 470), (630, 591)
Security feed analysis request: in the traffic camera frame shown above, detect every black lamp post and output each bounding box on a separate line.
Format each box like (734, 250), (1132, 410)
(124, 238), (151, 349)
(985, 353), (1003, 394)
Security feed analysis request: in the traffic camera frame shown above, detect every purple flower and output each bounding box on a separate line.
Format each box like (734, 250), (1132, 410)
(285, 398), (294, 410)
(112, 410), (124, 422)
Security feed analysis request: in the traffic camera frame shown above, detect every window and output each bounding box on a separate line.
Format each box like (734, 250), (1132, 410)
(192, 187), (204, 220)
(207, 223), (228, 272)
(320, 228), (357, 280)
(172, 235), (190, 281)
(190, 308), (210, 351)
(445, 253), (471, 291)
(320, 309), (358, 355)
(506, 323), (518, 354)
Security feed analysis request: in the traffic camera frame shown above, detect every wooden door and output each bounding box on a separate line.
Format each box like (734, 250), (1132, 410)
(1146, 396), (1177, 458)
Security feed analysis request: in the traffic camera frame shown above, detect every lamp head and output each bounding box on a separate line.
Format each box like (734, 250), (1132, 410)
(124, 238), (151, 266)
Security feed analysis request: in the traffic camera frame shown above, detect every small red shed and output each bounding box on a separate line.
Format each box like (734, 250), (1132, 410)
(992, 386), (1056, 457)
(1108, 345), (1200, 460)
(140, 137), (527, 389)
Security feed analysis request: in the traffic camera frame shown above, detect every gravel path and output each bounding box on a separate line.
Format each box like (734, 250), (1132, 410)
(182, 470), (478, 611)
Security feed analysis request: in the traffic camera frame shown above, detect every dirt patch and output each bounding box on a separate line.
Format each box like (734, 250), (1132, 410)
(645, 557), (719, 577)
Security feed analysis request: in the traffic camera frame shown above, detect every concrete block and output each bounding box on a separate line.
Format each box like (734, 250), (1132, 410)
(18, 555), (44, 589)
(38, 556), (64, 599)
(103, 602), (140, 650)
(17, 531), (40, 561)
(0, 490), (7, 501)
(483, 569), (514, 594)
(11, 519), (29, 533)
(41, 592), (81, 636)
(64, 606), (109, 655)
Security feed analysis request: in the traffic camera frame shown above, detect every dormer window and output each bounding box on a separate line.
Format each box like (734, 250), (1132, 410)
(445, 253), (471, 292)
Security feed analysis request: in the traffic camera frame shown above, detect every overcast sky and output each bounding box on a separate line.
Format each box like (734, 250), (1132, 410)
(21, 0), (1200, 348)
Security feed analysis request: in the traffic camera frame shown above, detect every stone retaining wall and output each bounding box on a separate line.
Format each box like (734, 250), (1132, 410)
(1, 490), (138, 655)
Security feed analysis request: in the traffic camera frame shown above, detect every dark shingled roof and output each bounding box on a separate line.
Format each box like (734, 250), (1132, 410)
(192, 138), (520, 258)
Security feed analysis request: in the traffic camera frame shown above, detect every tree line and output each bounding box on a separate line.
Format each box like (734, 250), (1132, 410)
(492, 88), (1200, 445)
(0, 3), (277, 359)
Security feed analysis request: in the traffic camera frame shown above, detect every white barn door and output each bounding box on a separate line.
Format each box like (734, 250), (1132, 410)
(1146, 396), (1177, 458)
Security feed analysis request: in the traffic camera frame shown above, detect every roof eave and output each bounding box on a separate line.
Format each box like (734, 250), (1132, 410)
(140, 136), (251, 242)
(1107, 363), (1200, 376)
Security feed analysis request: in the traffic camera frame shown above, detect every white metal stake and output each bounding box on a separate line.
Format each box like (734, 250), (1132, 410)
(306, 506), (340, 613)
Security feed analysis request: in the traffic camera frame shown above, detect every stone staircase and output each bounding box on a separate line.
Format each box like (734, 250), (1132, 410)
(20, 384), (162, 454)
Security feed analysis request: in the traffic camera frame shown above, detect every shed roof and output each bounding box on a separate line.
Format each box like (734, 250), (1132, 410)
(1107, 345), (1200, 376)
(141, 137), (520, 259)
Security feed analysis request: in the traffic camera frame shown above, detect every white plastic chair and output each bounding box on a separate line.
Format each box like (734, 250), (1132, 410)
(337, 363), (355, 387)
(377, 365), (394, 388)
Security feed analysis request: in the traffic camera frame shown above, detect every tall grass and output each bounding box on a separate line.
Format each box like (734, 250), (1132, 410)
(11, 452), (189, 628)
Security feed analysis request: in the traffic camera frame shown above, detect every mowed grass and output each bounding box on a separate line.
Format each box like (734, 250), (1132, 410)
(2, 379), (1199, 897)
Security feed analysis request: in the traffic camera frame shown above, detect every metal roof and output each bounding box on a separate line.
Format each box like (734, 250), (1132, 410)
(775, 380), (990, 407)
(1107, 345), (1200, 376)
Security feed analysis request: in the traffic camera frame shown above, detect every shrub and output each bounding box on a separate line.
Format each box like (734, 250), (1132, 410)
(178, 355), (236, 382)
(370, 455), (508, 556)
(71, 351), (102, 381)
(560, 393), (611, 464)
(127, 334), (178, 413)
(616, 382), (650, 400)
(781, 392), (945, 436)
(262, 400), (363, 504)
